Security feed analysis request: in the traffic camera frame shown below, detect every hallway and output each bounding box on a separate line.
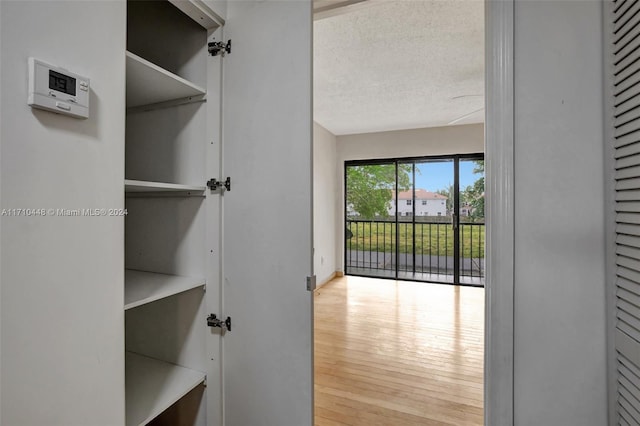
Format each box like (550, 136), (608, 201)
(314, 276), (484, 425)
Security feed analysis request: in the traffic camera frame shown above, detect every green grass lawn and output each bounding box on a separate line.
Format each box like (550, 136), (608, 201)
(346, 222), (485, 258)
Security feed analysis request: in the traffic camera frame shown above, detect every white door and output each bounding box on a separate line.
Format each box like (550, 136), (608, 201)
(221, 1), (313, 425)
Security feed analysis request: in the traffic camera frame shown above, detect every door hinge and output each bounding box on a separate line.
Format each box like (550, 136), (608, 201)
(207, 313), (231, 332)
(306, 275), (317, 292)
(207, 177), (231, 192)
(208, 39), (231, 57)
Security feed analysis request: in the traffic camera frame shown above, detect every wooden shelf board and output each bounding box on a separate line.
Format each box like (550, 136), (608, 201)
(124, 179), (206, 194)
(126, 352), (205, 426)
(125, 269), (205, 310)
(168, 0), (224, 30)
(126, 51), (206, 108)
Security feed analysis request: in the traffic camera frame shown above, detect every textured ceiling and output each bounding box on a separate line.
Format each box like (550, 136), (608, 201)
(314, 0), (484, 135)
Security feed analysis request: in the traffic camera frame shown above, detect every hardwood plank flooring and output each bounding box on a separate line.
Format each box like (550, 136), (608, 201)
(314, 276), (484, 426)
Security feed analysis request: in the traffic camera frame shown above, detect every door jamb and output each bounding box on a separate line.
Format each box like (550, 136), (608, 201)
(485, 0), (515, 424)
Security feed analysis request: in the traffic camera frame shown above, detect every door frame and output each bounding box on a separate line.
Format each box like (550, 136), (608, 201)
(485, 0), (515, 424)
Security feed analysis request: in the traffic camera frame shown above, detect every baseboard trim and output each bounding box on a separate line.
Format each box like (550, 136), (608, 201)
(314, 271), (343, 291)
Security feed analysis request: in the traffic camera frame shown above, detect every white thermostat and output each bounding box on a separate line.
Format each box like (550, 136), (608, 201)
(27, 57), (89, 119)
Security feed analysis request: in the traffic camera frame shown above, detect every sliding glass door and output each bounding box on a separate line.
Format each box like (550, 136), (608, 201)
(344, 154), (484, 286)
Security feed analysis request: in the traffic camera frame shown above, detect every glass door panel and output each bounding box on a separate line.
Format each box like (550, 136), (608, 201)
(459, 158), (485, 284)
(345, 162), (396, 278)
(404, 159), (455, 282)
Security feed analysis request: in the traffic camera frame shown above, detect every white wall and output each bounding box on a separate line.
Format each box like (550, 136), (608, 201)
(513, 0), (606, 424)
(0, 2), (125, 425)
(314, 122), (338, 285)
(335, 123), (484, 271)
(337, 123), (484, 161)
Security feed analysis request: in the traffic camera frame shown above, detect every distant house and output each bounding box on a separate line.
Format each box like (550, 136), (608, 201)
(389, 189), (447, 217)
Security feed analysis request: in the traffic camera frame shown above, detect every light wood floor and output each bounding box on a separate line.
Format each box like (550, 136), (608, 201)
(314, 276), (484, 426)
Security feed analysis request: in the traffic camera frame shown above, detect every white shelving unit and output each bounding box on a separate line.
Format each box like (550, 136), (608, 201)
(125, 352), (206, 426)
(125, 269), (205, 310)
(124, 179), (206, 194)
(126, 51), (206, 108)
(124, 1), (216, 424)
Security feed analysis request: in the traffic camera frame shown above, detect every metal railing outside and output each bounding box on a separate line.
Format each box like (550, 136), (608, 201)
(345, 219), (485, 280)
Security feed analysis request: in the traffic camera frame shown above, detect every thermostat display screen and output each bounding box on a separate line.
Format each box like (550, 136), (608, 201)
(49, 70), (76, 96)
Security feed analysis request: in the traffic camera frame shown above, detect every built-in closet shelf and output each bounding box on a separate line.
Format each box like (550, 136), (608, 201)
(125, 179), (206, 195)
(125, 269), (205, 310)
(125, 352), (206, 426)
(126, 51), (206, 108)
(168, 0), (223, 30)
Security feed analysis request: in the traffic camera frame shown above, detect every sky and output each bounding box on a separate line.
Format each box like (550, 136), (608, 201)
(413, 160), (481, 193)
